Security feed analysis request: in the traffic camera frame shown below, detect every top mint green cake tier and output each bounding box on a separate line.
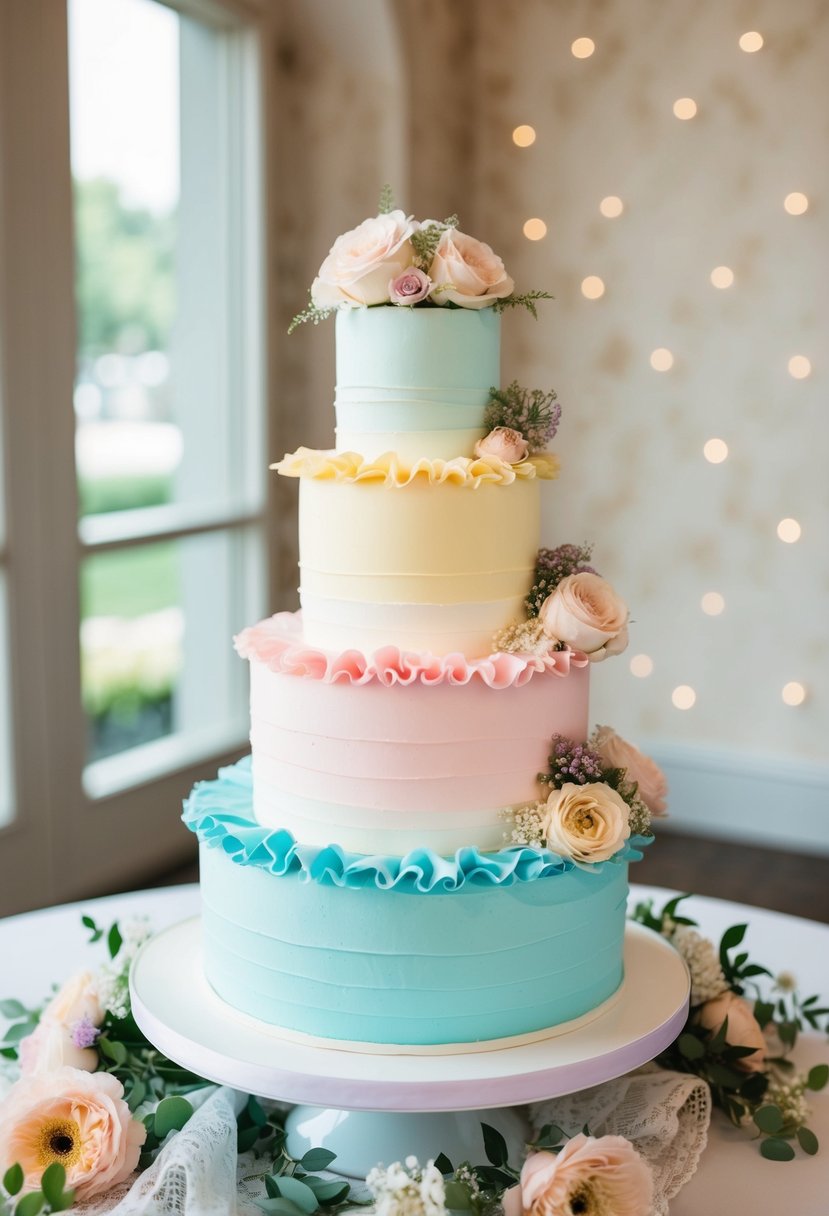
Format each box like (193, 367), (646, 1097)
(334, 307), (500, 460)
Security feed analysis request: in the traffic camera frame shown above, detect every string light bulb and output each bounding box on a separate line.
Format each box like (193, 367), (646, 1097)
(650, 348), (674, 371)
(512, 125), (536, 147)
(784, 192), (809, 215)
(630, 654), (653, 677)
(701, 592), (725, 616)
(710, 266), (734, 288)
(672, 685), (696, 709)
(739, 31), (764, 52)
(777, 518), (801, 543)
(581, 276), (605, 299)
(600, 196), (624, 218)
(782, 682), (806, 706)
(704, 438), (729, 464)
(788, 355), (811, 379)
(523, 218), (547, 241)
(571, 37), (595, 58)
(673, 98), (697, 120)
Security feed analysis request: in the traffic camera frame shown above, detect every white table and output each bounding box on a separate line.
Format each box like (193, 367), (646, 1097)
(2, 884), (828, 1215)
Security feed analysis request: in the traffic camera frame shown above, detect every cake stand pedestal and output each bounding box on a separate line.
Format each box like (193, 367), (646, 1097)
(131, 918), (689, 1178)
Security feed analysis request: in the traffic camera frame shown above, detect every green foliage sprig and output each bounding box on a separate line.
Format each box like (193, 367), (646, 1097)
(484, 381), (561, 452)
(631, 894), (829, 1161)
(1, 1163), (74, 1216)
(410, 215), (458, 271)
(491, 290), (555, 318)
(378, 184), (395, 215)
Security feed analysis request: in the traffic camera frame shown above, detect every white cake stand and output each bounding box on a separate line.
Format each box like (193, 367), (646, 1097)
(131, 918), (689, 1177)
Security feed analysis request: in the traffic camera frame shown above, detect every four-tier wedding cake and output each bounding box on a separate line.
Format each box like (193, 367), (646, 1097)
(184, 207), (666, 1051)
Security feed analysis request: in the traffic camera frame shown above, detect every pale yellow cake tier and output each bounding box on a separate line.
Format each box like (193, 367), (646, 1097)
(297, 475), (540, 656)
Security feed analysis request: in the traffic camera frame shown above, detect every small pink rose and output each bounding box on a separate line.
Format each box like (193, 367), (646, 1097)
(507, 1138), (653, 1216)
(474, 426), (529, 464)
(0, 1067), (146, 1201)
(593, 725), (668, 816)
(389, 267), (432, 305)
(697, 991), (766, 1072)
(539, 572), (629, 660)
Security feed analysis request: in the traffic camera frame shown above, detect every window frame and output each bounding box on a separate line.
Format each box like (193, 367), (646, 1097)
(0, 0), (276, 915)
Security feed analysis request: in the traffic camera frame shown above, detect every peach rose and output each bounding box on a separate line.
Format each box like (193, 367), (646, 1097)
(697, 991), (766, 1072)
(474, 426), (529, 464)
(428, 226), (514, 308)
(593, 726), (668, 816)
(502, 1137), (653, 1216)
(0, 1067), (146, 1200)
(311, 210), (416, 308)
(543, 782), (630, 863)
(539, 572), (629, 661)
(19, 971), (103, 1076)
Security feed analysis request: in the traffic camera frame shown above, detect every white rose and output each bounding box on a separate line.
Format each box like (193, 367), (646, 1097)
(539, 572), (628, 660)
(311, 210), (416, 308)
(428, 226), (514, 308)
(543, 782), (631, 863)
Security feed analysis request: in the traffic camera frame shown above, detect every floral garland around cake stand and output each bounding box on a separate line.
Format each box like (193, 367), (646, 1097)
(130, 916), (689, 1178)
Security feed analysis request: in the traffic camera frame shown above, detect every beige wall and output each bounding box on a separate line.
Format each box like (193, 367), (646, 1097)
(268, 2), (827, 774)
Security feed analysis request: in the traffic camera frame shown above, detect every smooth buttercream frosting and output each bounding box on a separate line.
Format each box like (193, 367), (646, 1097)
(274, 447), (560, 485)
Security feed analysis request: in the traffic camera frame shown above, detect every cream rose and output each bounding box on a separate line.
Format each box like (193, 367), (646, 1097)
(502, 1137), (653, 1216)
(543, 782), (630, 863)
(427, 226), (514, 308)
(474, 426), (529, 464)
(0, 1067), (146, 1200)
(539, 572), (629, 660)
(311, 210), (416, 308)
(593, 725), (668, 816)
(19, 970), (103, 1076)
(697, 991), (767, 1072)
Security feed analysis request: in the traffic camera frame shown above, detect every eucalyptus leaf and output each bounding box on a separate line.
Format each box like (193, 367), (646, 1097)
(246, 1095), (268, 1128)
(481, 1123), (509, 1167)
(2, 1164), (23, 1196)
(265, 1177), (281, 1200)
(237, 1125), (260, 1153)
(678, 1033), (705, 1060)
(127, 1079), (146, 1111)
(0, 1000), (25, 1019)
(754, 1105), (784, 1135)
(270, 1175), (319, 1213)
(3, 1021), (36, 1044)
(154, 1096), (193, 1139)
(707, 1016), (729, 1053)
(39, 1164), (67, 1210)
(107, 922), (123, 960)
(443, 1181), (473, 1211)
(14, 1194), (44, 1216)
(760, 1138), (795, 1162)
(303, 1179), (350, 1205)
(98, 1037), (127, 1066)
(257, 1200), (307, 1216)
(707, 1063), (744, 1088)
(807, 1064), (829, 1091)
(300, 1148), (337, 1172)
(797, 1126), (819, 1156)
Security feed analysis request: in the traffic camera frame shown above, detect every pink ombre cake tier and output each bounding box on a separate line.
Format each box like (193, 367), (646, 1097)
(235, 611), (589, 855)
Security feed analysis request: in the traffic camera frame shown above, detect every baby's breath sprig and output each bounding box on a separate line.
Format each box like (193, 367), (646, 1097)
(491, 290), (555, 318)
(288, 296), (336, 335)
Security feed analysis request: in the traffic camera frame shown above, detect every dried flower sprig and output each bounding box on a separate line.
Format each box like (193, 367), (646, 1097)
(410, 216), (458, 272)
(491, 290), (555, 318)
(287, 295), (336, 336)
(484, 382), (562, 452)
(526, 543), (596, 618)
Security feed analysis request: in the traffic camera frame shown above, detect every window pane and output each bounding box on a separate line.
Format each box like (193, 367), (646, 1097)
(69, 0), (262, 520)
(81, 528), (261, 770)
(0, 573), (13, 828)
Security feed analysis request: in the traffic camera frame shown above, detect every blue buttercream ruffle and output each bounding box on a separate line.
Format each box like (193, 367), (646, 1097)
(182, 757), (652, 894)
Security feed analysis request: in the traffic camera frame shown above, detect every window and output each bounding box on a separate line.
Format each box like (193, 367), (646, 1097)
(0, 0), (270, 914)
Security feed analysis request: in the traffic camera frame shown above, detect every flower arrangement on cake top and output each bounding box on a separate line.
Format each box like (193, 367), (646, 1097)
(289, 186), (551, 332)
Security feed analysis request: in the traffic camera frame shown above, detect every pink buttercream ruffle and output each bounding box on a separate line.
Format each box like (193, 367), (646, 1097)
(234, 611), (589, 688)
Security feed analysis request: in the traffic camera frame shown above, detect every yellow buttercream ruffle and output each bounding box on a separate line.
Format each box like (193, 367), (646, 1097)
(272, 447), (560, 486)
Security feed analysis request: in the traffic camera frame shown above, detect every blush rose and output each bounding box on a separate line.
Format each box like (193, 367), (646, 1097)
(502, 1136), (654, 1216)
(697, 991), (766, 1072)
(311, 210), (416, 308)
(542, 782), (631, 863)
(0, 1067), (146, 1201)
(592, 725), (668, 816)
(19, 970), (103, 1076)
(539, 572), (629, 661)
(427, 226), (514, 308)
(389, 267), (431, 305)
(474, 426), (529, 463)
